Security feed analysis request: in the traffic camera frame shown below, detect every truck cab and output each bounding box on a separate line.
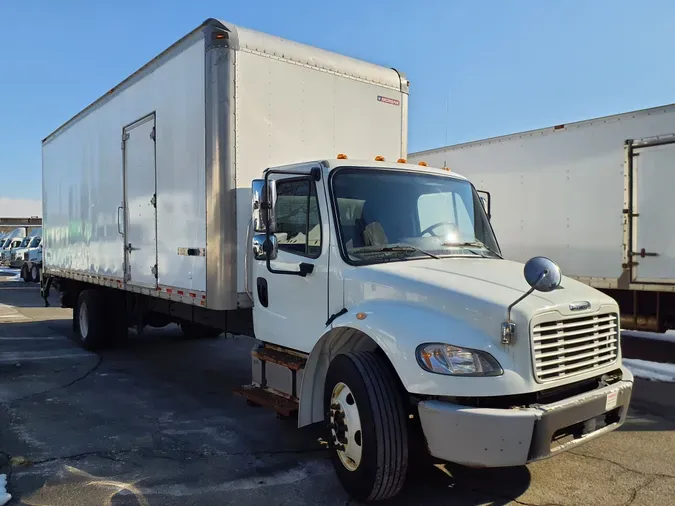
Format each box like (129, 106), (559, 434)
(247, 157), (633, 501)
(0, 237), (26, 266)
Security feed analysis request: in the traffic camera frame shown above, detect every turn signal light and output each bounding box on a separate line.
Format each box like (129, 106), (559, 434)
(337, 153), (348, 159)
(397, 158), (407, 163)
(418, 161), (428, 166)
(375, 156), (385, 161)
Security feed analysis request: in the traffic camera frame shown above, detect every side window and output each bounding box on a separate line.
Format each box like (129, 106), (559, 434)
(274, 178), (322, 258)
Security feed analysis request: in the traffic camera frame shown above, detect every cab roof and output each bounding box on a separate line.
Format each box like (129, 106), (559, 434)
(267, 159), (468, 181)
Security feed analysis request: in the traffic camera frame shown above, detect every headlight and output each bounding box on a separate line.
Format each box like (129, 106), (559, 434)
(416, 343), (503, 377)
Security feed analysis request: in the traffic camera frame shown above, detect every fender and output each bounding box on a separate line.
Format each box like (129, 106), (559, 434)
(297, 299), (525, 427)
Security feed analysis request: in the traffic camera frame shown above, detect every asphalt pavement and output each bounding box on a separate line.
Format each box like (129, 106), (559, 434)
(0, 273), (674, 505)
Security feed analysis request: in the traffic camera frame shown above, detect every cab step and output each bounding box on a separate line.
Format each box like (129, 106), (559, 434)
(234, 343), (307, 417)
(232, 384), (299, 417)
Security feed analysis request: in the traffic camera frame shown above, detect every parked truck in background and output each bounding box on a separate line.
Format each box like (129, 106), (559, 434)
(409, 103), (675, 334)
(41, 18), (633, 502)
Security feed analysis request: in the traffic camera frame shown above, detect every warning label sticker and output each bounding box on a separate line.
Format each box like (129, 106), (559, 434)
(377, 95), (400, 106)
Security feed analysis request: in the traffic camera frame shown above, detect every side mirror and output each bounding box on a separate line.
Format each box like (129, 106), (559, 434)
(477, 190), (491, 219)
(502, 256), (562, 345)
(524, 256), (562, 292)
(252, 233), (278, 261)
(251, 178), (278, 233)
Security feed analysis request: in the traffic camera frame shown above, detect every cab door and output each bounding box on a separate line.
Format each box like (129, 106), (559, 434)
(251, 164), (330, 353)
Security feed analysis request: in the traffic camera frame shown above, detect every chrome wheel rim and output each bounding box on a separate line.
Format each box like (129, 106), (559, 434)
(330, 382), (363, 471)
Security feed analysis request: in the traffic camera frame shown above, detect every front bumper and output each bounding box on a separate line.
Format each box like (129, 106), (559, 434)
(417, 367), (633, 468)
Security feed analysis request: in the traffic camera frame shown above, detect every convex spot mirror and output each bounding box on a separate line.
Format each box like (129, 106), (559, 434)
(524, 256), (562, 292)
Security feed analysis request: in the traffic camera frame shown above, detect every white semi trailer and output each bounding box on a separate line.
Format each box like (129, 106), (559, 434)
(42, 19), (633, 502)
(410, 103), (675, 334)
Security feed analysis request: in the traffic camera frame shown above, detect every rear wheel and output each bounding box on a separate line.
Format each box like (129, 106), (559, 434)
(179, 321), (222, 339)
(324, 351), (409, 502)
(21, 264), (30, 282)
(74, 289), (111, 351)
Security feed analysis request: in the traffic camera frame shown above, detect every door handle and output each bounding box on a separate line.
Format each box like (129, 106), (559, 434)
(299, 262), (314, 277)
(117, 206), (124, 235)
(631, 248), (659, 258)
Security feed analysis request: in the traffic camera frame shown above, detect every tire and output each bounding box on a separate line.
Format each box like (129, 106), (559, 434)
(324, 351), (409, 502)
(179, 321), (222, 339)
(74, 289), (111, 351)
(30, 264), (40, 283)
(21, 265), (30, 282)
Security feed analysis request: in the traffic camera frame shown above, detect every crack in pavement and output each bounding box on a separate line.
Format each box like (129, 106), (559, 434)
(624, 476), (658, 506)
(7, 355), (103, 404)
(569, 450), (675, 479)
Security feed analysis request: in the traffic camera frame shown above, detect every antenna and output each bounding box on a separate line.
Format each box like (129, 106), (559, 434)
(443, 91), (450, 169)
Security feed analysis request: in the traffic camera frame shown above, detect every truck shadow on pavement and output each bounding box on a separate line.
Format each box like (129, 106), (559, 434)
(0, 315), (534, 505)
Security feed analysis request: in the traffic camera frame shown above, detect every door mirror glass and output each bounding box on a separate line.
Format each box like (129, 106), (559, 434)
(252, 233), (278, 261)
(524, 256), (562, 292)
(251, 178), (278, 233)
(477, 190), (491, 219)
(252, 179), (265, 233)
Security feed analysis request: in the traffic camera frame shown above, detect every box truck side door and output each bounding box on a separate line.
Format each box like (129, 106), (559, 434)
(628, 139), (675, 284)
(252, 167), (330, 353)
(122, 113), (158, 289)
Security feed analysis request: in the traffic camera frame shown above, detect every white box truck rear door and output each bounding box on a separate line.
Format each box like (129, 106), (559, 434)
(123, 114), (158, 289)
(630, 139), (675, 284)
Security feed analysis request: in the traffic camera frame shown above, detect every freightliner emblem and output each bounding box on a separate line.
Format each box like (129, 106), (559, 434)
(569, 301), (591, 311)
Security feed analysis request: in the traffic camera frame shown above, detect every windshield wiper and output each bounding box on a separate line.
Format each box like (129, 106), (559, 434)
(443, 240), (502, 258)
(367, 244), (440, 260)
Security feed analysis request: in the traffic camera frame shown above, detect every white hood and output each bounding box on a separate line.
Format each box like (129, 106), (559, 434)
(343, 257), (620, 389)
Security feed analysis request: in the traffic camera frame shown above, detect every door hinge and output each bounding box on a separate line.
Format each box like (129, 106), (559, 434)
(150, 127), (156, 141)
(121, 132), (129, 150)
(150, 194), (157, 207)
(151, 264), (158, 279)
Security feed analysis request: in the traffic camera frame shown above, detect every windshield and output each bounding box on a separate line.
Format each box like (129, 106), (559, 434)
(29, 237), (41, 248)
(331, 168), (501, 264)
(19, 237), (30, 248)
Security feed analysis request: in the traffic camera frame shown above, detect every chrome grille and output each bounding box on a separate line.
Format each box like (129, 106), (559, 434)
(532, 313), (619, 382)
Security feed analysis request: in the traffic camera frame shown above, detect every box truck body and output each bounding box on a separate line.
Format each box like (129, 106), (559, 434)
(409, 104), (675, 332)
(41, 18), (633, 502)
(42, 18), (409, 312)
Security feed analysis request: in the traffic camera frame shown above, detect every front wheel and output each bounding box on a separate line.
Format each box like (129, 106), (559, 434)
(21, 264), (30, 282)
(324, 351), (409, 502)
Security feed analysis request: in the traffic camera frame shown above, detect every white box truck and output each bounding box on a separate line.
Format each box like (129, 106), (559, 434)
(409, 103), (675, 334)
(41, 18), (633, 502)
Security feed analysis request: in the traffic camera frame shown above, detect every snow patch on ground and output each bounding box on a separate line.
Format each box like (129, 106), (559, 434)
(0, 268), (20, 280)
(623, 359), (675, 382)
(623, 330), (675, 344)
(0, 473), (11, 506)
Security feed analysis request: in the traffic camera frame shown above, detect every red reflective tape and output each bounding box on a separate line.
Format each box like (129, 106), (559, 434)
(189, 292), (196, 298)
(201, 295), (206, 299)
(166, 288), (173, 294)
(177, 290), (184, 295)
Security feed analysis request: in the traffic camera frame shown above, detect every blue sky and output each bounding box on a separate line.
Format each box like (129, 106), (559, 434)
(1, 0), (675, 208)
